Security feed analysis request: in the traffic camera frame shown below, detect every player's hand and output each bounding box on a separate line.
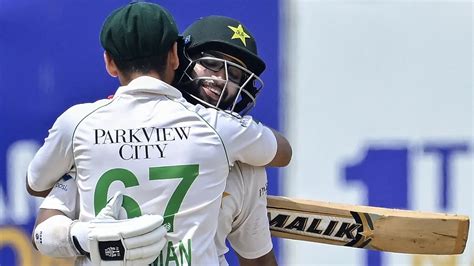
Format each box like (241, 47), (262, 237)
(95, 191), (125, 220)
(71, 192), (168, 265)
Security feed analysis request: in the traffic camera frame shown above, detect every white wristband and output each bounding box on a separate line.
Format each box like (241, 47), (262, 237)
(34, 215), (80, 257)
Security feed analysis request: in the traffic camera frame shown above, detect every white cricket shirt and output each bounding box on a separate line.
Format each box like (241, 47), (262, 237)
(41, 163), (273, 266)
(216, 162), (273, 265)
(29, 76), (277, 265)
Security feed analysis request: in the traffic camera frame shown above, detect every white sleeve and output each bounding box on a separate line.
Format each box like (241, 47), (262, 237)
(227, 165), (273, 259)
(216, 113), (277, 167)
(39, 175), (79, 219)
(27, 108), (76, 192)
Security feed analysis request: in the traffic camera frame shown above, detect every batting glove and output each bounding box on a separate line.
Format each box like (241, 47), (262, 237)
(71, 192), (168, 265)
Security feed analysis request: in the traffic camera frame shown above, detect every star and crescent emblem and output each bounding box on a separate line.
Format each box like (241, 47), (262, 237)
(228, 24), (251, 46)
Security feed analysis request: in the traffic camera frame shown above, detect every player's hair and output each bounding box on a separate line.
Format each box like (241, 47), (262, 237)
(112, 53), (168, 80)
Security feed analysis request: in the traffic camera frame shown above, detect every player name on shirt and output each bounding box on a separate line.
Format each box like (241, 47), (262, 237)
(93, 127), (191, 160)
(152, 239), (192, 266)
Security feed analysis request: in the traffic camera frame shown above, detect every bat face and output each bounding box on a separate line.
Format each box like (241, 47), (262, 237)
(267, 195), (469, 255)
(268, 208), (376, 249)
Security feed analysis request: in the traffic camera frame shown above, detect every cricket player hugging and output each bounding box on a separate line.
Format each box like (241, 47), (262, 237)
(26, 2), (291, 266)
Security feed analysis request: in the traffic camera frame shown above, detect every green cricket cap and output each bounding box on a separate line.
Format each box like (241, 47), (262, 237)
(100, 2), (179, 61)
(182, 15), (265, 75)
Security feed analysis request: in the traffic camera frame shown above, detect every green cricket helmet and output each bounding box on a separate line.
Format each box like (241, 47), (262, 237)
(175, 15), (266, 115)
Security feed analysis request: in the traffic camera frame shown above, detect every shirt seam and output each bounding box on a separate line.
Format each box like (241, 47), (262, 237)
(168, 96), (230, 167)
(71, 99), (117, 181)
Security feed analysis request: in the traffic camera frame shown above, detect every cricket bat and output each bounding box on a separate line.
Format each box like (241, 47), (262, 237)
(267, 195), (469, 255)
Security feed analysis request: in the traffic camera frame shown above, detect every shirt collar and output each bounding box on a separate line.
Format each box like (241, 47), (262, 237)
(114, 76), (182, 98)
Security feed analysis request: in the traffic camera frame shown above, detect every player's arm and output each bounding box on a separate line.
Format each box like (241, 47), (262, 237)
(27, 111), (76, 197)
(227, 165), (276, 264)
(215, 113), (292, 168)
(267, 128), (292, 167)
(26, 178), (52, 197)
(33, 178), (168, 264)
(32, 176), (85, 257)
(237, 250), (277, 266)
(32, 209), (66, 249)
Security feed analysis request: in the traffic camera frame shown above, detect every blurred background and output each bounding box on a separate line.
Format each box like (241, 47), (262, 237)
(0, 0), (472, 265)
